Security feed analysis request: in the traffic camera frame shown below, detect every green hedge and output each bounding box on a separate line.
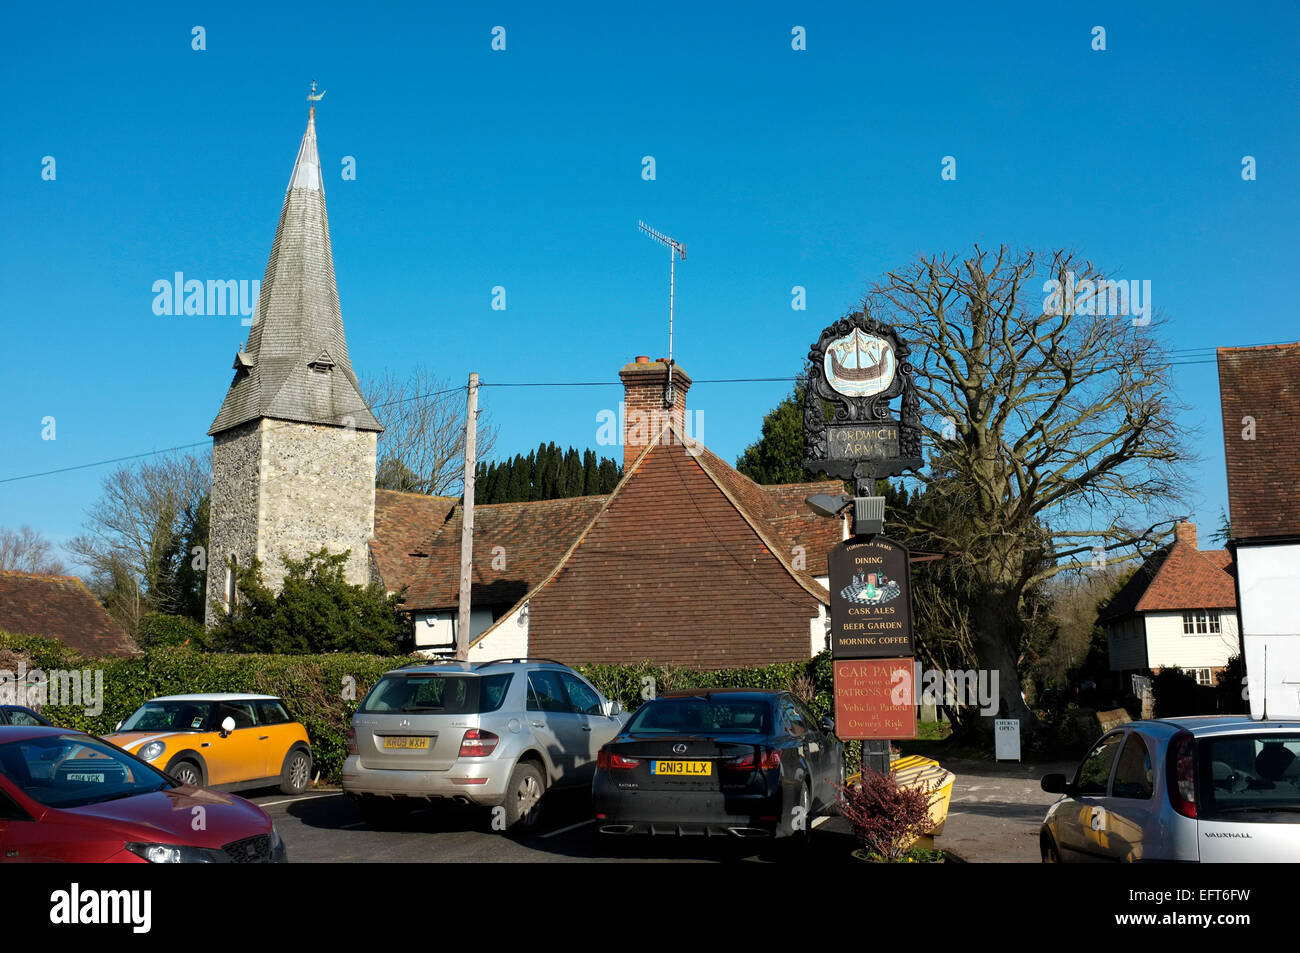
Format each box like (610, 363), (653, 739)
(1, 631), (858, 780)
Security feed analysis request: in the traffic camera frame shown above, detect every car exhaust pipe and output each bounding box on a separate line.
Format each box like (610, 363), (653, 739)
(600, 824), (635, 835)
(726, 827), (771, 838)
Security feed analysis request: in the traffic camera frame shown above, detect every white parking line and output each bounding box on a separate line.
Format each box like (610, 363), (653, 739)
(257, 792), (344, 809)
(542, 818), (596, 838)
(812, 815), (830, 828)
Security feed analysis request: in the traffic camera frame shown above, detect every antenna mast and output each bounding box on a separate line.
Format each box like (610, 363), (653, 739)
(638, 221), (687, 408)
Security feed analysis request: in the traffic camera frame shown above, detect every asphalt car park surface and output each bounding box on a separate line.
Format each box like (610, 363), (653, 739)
(247, 787), (858, 862)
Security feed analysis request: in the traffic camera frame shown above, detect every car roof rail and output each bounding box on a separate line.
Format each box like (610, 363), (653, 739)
(396, 657), (465, 669)
(473, 657), (568, 670)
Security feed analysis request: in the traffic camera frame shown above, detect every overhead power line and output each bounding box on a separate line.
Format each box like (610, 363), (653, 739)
(2, 337), (1290, 487)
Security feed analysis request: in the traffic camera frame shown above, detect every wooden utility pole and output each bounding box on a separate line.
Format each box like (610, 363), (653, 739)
(455, 372), (479, 660)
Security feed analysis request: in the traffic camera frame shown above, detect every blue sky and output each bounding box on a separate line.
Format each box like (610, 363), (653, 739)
(2, 1), (1297, 567)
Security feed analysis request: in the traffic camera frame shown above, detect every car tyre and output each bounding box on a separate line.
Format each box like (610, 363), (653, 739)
(781, 780), (814, 858)
(279, 748), (312, 795)
(166, 759), (203, 787)
(504, 761), (546, 834)
(1041, 832), (1062, 863)
(828, 759), (847, 816)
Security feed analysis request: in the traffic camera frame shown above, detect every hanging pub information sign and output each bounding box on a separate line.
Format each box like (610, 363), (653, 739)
(829, 536), (915, 658)
(803, 311), (924, 744)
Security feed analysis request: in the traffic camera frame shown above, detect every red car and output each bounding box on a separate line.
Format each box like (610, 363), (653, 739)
(0, 726), (286, 862)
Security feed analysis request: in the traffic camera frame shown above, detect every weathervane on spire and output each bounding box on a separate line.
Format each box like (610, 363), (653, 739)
(307, 79), (326, 115)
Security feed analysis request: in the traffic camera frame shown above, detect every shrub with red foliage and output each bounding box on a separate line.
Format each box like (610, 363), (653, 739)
(836, 768), (936, 860)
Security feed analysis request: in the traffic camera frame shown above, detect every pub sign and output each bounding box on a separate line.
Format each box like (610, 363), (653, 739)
(829, 536), (914, 658)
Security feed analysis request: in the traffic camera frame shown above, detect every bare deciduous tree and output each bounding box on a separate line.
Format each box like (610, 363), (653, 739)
(67, 451), (210, 636)
(0, 525), (66, 575)
(866, 245), (1193, 726)
(363, 366), (497, 497)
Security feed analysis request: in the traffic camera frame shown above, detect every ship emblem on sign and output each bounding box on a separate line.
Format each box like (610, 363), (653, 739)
(824, 328), (896, 398)
(840, 571), (902, 606)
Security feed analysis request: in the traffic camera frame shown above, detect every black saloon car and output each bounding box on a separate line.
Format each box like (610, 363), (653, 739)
(593, 689), (844, 842)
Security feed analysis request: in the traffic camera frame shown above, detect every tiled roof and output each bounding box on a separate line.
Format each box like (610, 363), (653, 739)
(387, 494), (610, 611)
(1218, 342), (1300, 539)
(506, 421), (830, 667)
(210, 109), (380, 436)
(369, 491), (458, 596)
(0, 570), (140, 657)
(1099, 541), (1236, 622)
(374, 422), (844, 616)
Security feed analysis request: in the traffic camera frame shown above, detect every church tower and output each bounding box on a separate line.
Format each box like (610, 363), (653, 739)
(205, 100), (382, 627)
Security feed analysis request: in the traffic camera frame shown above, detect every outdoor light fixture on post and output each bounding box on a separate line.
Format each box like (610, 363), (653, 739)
(803, 490), (884, 537)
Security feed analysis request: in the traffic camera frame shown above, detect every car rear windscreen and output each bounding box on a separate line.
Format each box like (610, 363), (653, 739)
(625, 698), (772, 735)
(361, 673), (513, 715)
(1199, 733), (1300, 819)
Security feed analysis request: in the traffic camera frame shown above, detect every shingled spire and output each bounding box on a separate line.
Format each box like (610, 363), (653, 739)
(208, 104), (381, 435)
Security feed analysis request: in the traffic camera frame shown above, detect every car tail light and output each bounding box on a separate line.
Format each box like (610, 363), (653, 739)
(597, 749), (641, 770)
(725, 748), (781, 771)
(1167, 730), (1197, 818)
(346, 728), (358, 756)
(459, 729), (499, 758)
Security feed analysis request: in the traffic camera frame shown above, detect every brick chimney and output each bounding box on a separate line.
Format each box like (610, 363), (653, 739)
(618, 356), (692, 469)
(1174, 521), (1197, 549)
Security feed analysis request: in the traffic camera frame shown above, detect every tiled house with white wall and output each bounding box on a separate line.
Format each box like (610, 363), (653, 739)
(1101, 522), (1240, 687)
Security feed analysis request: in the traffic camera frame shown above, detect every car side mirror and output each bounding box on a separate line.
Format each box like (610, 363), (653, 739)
(1041, 773), (1071, 795)
(220, 716), (236, 736)
(114, 721), (123, 732)
(820, 715), (835, 733)
(604, 699), (622, 718)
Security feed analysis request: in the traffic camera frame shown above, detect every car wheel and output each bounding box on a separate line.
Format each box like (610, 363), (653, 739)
(785, 780), (813, 851)
(504, 762), (546, 833)
(828, 759), (847, 816)
(279, 748), (312, 795)
(167, 759), (203, 787)
(1041, 833), (1062, 863)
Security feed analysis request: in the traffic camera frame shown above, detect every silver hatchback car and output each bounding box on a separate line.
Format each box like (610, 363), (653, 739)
(343, 658), (626, 831)
(1040, 716), (1300, 862)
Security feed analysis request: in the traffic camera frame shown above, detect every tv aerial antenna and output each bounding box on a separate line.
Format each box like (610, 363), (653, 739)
(638, 221), (687, 408)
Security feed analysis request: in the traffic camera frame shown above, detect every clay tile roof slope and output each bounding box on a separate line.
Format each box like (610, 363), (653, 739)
(0, 570), (139, 657)
(402, 495), (610, 611)
(1099, 541), (1236, 622)
(370, 490), (459, 593)
(1218, 342), (1300, 539)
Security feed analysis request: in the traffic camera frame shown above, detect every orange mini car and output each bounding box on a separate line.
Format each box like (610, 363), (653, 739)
(105, 694), (312, 794)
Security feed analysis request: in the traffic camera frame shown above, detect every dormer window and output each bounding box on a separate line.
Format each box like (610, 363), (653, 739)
(308, 349), (335, 373)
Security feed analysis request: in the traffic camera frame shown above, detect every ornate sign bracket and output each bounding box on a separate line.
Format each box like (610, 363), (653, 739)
(802, 310), (923, 488)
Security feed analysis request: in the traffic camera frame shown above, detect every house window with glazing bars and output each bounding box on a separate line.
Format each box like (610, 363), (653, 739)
(1182, 611), (1221, 634)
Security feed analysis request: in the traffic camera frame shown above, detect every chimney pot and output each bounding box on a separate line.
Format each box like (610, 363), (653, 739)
(634, 355), (650, 364)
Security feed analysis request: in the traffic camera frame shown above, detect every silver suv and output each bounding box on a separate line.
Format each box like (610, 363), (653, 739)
(342, 658), (626, 831)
